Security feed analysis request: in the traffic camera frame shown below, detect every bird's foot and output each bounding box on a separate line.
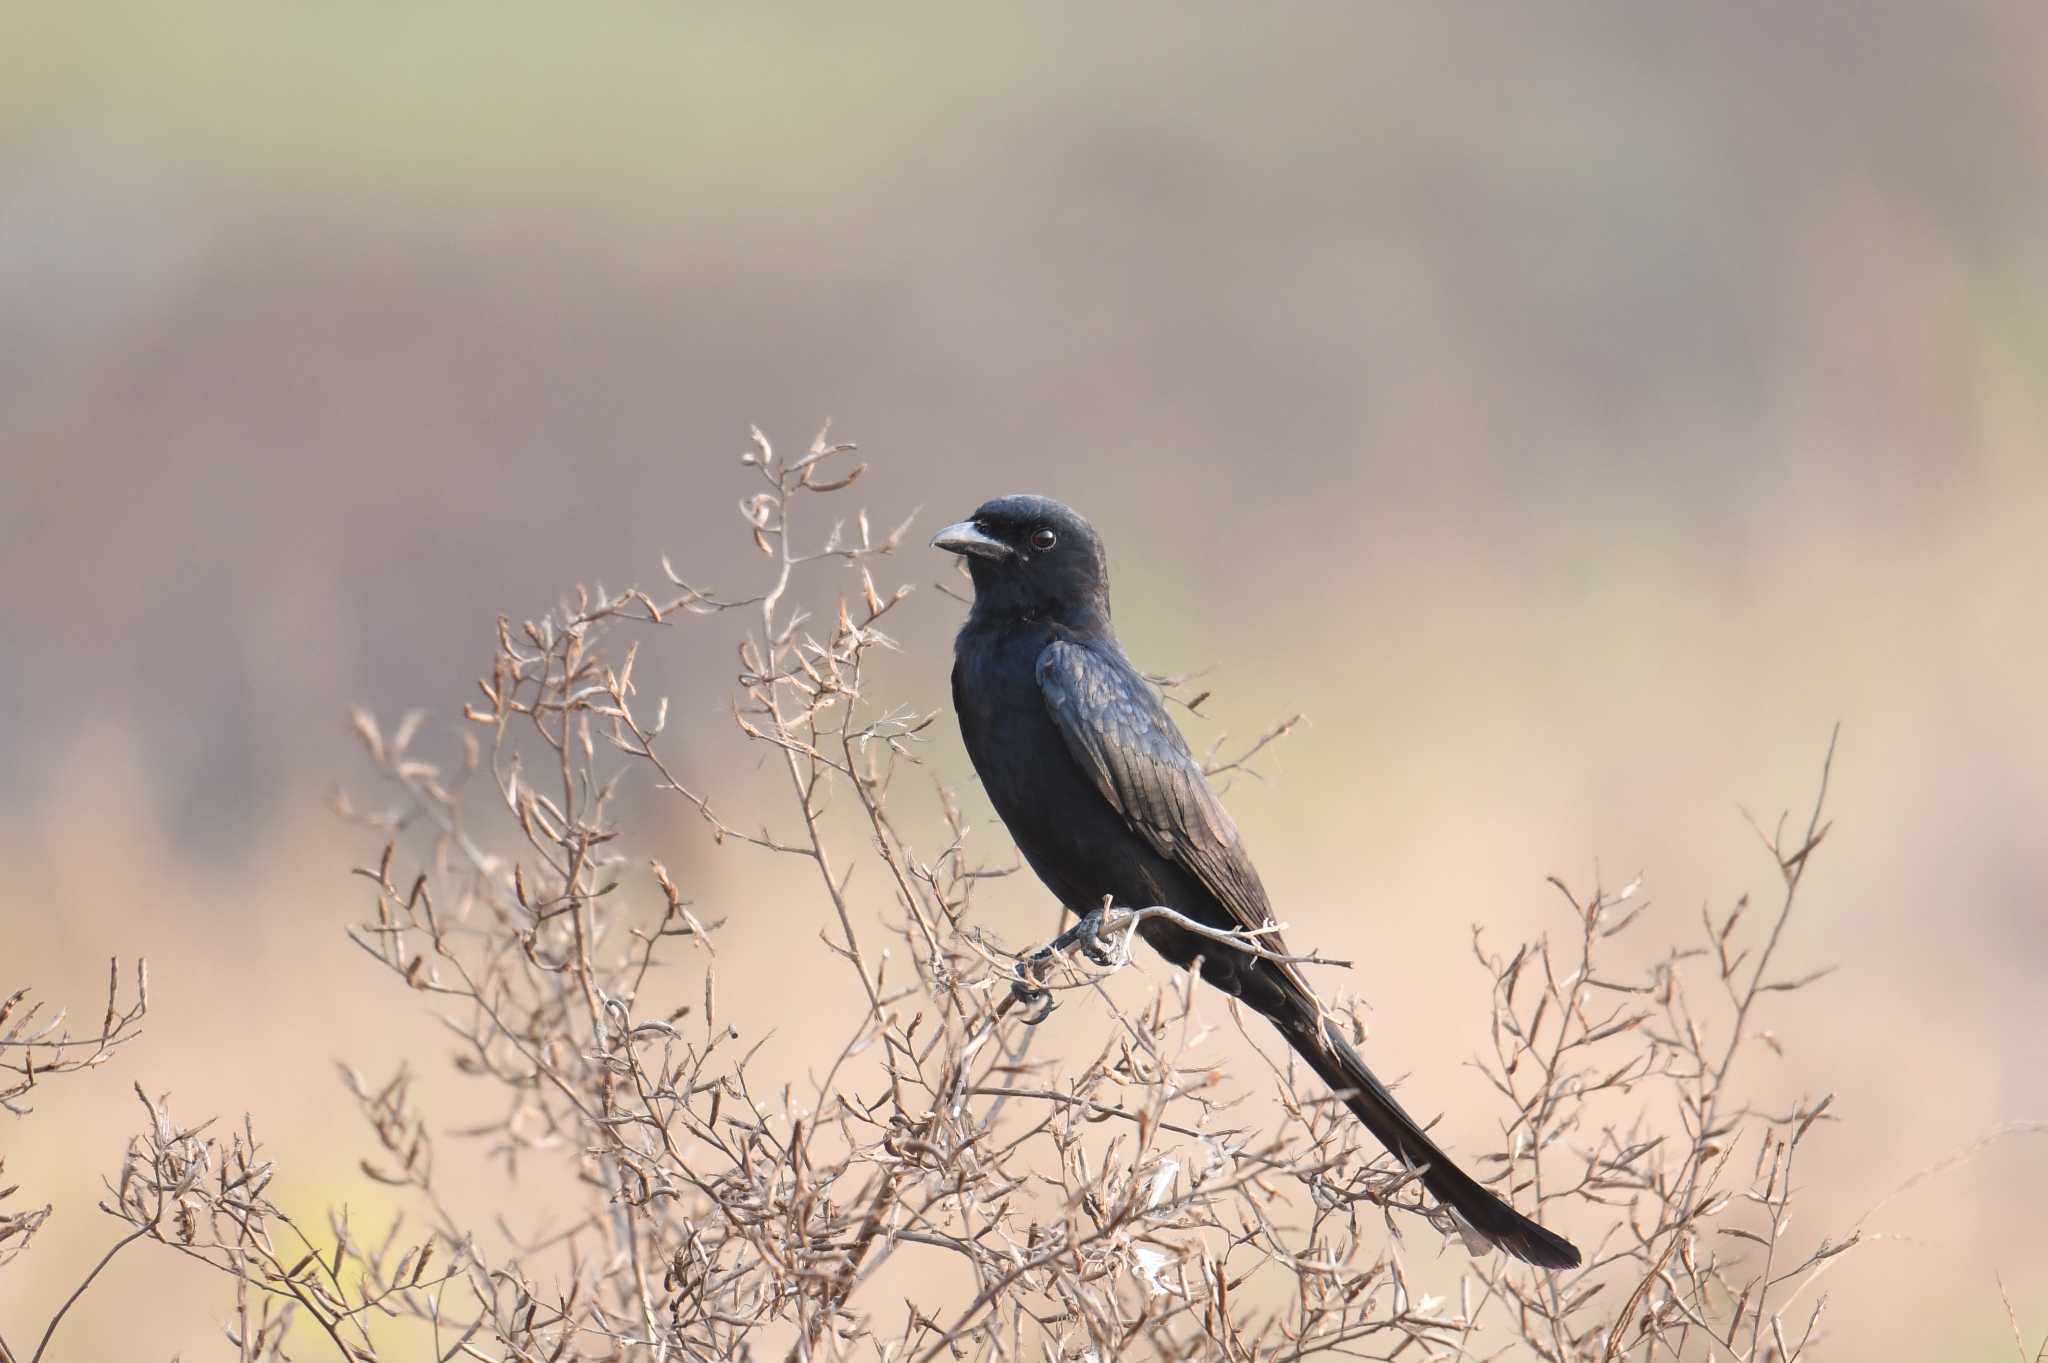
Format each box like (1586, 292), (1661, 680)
(1046, 901), (1122, 968)
(1075, 904), (1125, 967)
(1009, 903), (1126, 1024)
(1006, 970), (1057, 1024)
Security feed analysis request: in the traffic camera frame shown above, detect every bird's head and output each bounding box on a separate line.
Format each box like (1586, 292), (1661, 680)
(931, 495), (1110, 625)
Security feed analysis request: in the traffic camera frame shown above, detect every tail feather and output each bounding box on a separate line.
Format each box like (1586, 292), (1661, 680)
(1279, 1011), (1581, 1270)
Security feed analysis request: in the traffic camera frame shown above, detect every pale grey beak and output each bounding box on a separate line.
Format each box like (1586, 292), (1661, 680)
(931, 520), (1013, 561)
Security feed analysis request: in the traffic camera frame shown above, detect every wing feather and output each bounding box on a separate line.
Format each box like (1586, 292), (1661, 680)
(1037, 638), (1276, 935)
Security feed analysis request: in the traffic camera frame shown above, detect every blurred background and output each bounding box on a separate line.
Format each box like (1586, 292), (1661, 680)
(5, 2), (2046, 1357)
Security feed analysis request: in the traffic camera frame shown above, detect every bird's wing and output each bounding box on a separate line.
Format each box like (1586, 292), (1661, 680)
(1036, 637), (1278, 936)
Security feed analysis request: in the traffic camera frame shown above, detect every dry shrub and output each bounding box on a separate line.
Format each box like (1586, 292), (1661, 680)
(4, 430), (1881, 1363)
(2, 962), (149, 1275)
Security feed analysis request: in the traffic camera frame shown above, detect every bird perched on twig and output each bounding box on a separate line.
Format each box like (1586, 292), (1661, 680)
(933, 494), (1580, 1270)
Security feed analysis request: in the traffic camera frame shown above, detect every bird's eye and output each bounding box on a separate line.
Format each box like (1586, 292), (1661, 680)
(1030, 528), (1058, 551)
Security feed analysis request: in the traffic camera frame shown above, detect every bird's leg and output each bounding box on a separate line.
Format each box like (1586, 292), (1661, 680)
(1010, 898), (1126, 1023)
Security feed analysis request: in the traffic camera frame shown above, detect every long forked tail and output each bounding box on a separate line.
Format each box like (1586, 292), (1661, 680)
(1277, 1010), (1581, 1269)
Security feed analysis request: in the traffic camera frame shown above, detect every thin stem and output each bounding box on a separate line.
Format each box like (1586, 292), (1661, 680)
(30, 1224), (155, 1363)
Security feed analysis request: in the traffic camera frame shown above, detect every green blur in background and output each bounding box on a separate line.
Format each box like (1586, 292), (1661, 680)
(4, 3), (2046, 1358)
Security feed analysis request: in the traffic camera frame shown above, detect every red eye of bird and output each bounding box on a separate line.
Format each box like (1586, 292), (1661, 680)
(1030, 528), (1058, 551)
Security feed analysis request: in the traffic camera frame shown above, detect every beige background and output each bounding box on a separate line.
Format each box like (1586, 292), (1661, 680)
(4, 4), (2046, 1358)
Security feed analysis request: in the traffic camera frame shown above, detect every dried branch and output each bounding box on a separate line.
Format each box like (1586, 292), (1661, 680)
(7, 432), (1943, 1363)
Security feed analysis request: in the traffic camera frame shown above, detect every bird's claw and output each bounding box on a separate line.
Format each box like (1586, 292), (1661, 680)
(1013, 981), (1057, 1024)
(1052, 905), (1121, 967)
(1008, 963), (1057, 1024)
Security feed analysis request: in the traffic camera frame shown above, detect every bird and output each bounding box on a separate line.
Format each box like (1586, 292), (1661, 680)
(932, 494), (1580, 1270)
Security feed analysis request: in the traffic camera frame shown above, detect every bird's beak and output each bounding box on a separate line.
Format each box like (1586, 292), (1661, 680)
(931, 520), (1013, 561)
